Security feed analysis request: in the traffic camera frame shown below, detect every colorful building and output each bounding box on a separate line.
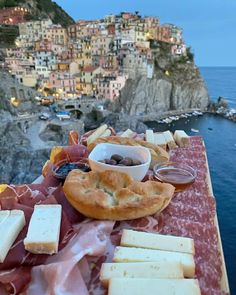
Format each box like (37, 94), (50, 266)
(0, 7), (28, 25)
(97, 75), (127, 100)
(48, 71), (76, 96)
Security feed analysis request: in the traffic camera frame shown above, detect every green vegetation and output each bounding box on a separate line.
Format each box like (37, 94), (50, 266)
(35, 0), (75, 27)
(0, 0), (75, 27)
(0, 0), (17, 8)
(0, 25), (19, 47)
(186, 47), (194, 62)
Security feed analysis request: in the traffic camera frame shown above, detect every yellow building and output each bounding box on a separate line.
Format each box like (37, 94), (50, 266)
(91, 35), (113, 56)
(75, 66), (101, 96)
(46, 25), (68, 45)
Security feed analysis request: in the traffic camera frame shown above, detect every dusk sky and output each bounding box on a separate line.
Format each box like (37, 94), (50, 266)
(54, 0), (236, 67)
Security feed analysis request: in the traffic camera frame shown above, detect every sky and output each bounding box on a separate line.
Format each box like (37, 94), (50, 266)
(55, 0), (236, 67)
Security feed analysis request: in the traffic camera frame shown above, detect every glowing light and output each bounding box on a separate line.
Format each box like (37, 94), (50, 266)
(10, 97), (20, 107)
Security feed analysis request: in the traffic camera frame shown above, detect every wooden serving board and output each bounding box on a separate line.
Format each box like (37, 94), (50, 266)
(205, 147), (230, 293)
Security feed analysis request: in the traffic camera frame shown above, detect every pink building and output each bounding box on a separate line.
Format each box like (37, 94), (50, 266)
(49, 71), (76, 95)
(97, 75), (127, 100)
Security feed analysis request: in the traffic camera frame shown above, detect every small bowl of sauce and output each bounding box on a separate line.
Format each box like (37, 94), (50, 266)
(153, 162), (196, 192)
(52, 161), (90, 180)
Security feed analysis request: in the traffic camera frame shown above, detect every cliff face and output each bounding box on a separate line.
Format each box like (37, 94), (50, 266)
(115, 62), (209, 116)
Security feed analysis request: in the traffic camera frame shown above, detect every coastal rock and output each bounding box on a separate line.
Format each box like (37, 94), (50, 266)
(40, 119), (84, 145)
(104, 112), (148, 133)
(114, 64), (209, 116)
(0, 70), (41, 114)
(171, 80), (209, 109)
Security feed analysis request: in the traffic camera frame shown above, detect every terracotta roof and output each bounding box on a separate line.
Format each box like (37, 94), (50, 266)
(82, 65), (99, 72)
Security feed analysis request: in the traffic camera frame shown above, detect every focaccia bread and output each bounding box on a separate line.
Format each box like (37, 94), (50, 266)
(63, 169), (175, 220)
(87, 136), (169, 168)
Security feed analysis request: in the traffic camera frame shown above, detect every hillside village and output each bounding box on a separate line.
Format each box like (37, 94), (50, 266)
(0, 6), (189, 103)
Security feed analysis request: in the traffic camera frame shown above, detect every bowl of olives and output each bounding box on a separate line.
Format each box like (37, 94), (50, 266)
(88, 143), (151, 181)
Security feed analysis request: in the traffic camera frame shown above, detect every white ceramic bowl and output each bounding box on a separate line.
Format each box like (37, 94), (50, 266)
(88, 143), (151, 181)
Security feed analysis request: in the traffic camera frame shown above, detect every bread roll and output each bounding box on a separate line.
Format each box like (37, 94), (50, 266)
(63, 169), (175, 220)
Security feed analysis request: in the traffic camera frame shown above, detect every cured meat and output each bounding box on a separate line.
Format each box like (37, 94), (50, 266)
(0, 135), (229, 295)
(160, 137), (228, 295)
(0, 186), (74, 294)
(26, 220), (114, 295)
(50, 144), (89, 165)
(68, 130), (79, 145)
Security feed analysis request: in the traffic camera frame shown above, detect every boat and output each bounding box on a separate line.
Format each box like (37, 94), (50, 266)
(56, 111), (71, 120)
(191, 128), (199, 133)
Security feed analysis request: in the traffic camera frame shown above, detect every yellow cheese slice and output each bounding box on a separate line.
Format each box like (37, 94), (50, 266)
(108, 278), (201, 295)
(100, 261), (184, 287)
(0, 210), (26, 263)
(113, 246), (195, 278)
(24, 204), (62, 255)
(121, 229), (195, 255)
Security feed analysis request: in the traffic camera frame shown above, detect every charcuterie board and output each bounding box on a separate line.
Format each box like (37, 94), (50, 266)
(0, 127), (230, 295)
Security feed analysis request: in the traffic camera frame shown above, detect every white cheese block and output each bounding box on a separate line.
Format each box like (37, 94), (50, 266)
(121, 229), (195, 255)
(0, 210), (26, 263)
(24, 204), (62, 254)
(100, 129), (111, 138)
(153, 133), (167, 149)
(162, 130), (177, 149)
(113, 246), (195, 278)
(100, 261), (184, 287)
(120, 129), (134, 137)
(108, 278), (201, 295)
(145, 130), (154, 144)
(87, 124), (108, 145)
(174, 130), (190, 147)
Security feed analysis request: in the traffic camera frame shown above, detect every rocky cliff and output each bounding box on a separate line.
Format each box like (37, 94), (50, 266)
(113, 62), (209, 116)
(0, 70), (84, 184)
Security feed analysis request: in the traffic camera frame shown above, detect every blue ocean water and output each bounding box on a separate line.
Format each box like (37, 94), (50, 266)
(147, 67), (236, 294)
(200, 66), (236, 109)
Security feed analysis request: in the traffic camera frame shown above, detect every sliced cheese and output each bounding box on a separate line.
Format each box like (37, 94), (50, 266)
(121, 229), (195, 255)
(87, 124), (108, 145)
(0, 210), (26, 263)
(162, 130), (177, 149)
(108, 278), (201, 295)
(100, 261), (184, 287)
(113, 246), (195, 278)
(145, 130), (154, 144)
(120, 129), (134, 137)
(153, 133), (167, 149)
(174, 130), (190, 147)
(24, 204), (62, 254)
(100, 128), (111, 138)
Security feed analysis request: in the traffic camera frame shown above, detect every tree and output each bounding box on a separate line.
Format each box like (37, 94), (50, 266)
(186, 47), (194, 62)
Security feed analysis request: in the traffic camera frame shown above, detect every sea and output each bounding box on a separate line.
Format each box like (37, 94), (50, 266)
(146, 67), (236, 294)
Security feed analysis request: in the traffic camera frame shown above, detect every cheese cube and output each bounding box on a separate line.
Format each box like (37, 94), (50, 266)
(153, 133), (167, 149)
(0, 210), (26, 263)
(121, 129), (134, 137)
(145, 130), (154, 144)
(87, 124), (108, 145)
(100, 261), (184, 287)
(174, 130), (190, 147)
(113, 246), (195, 278)
(24, 204), (62, 254)
(100, 129), (111, 138)
(162, 130), (177, 149)
(121, 229), (195, 255)
(108, 278), (201, 295)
